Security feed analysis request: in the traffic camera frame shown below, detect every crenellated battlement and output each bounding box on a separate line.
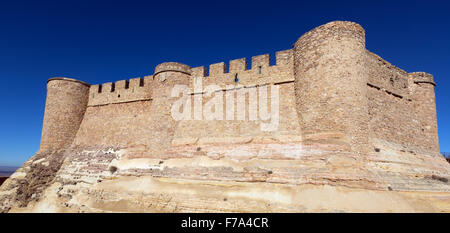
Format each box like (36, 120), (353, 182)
(86, 49), (294, 106)
(190, 49), (294, 88)
(88, 75), (153, 106)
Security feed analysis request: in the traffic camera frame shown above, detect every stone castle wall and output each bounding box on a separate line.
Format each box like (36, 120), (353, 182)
(39, 21), (440, 157)
(366, 51), (438, 152)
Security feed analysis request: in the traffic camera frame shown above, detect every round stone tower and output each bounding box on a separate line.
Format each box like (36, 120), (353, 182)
(40, 77), (90, 152)
(293, 21), (369, 153)
(408, 72), (439, 152)
(147, 62), (192, 157)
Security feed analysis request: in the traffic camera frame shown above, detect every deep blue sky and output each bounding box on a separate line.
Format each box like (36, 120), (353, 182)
(1, 0), (449, 166)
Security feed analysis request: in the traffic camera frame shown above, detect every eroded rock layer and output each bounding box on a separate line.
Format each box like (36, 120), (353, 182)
(1, 137), (449, 212)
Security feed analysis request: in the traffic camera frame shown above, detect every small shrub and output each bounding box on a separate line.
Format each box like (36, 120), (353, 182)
(109, 166), (118, 174)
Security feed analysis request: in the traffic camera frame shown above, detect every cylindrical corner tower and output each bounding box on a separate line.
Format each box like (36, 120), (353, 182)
(40, 77), (90, 152)
(293, 21), (369, 153)
(147, 62), (192, 157)
(408, 72), (439, 152)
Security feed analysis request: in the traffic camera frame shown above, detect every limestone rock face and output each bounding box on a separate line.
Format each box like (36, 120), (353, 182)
(1, 137), (449, 213)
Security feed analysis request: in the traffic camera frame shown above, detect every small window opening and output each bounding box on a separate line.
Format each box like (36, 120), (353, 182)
(125, 80), (130, 89)
(139, 78), (144, 87)
(98, 84), (102, 93)
(111, 83), (115, 92)
(234, 74), (239, 83)
(258, 66), (262, 74)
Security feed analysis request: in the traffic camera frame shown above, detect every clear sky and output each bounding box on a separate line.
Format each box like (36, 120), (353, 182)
(1, 0), (449, 166)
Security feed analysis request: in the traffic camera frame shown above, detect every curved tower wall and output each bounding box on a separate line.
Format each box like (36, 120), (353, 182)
(40, 78), (90, 152)
(293, 21), (369, 153)
(408, 72), (439, 152)
(146, 62), (192, 157)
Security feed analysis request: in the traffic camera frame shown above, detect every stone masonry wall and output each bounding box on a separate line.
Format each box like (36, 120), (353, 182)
(366, 51), (439, 152)
(72, 100), (154, 149)
(40, 21), (440, 157)
(172, 82), (302, 147)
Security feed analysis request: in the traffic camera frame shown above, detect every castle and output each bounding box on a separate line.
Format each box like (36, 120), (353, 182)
(2, 20), (449, 213)
(39, 21), (439, 156)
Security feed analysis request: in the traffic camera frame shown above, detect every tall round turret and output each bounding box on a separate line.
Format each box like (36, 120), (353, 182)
(40, 77), (90, 152)
(147, 62), (192, 157)
(408, 72), (439, 152)
(293, 21), (369, 153)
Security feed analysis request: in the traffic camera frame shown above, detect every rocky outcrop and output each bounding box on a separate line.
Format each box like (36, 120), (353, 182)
(1, 136), (449, 213)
